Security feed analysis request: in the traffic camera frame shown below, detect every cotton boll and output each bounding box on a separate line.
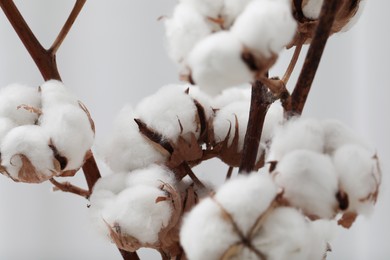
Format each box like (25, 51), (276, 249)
(180, 198), (240, 260)
(267, 117), (325, 161)
(231, 0), (297, 58)
(333, 144), (381, 215)
(212, 85), (251, 108)
(179, 0), (224, 19)
(261, 101), (284, 146)
(0, 117), (17, 144)
(215, 173), (278, 235)
(188, 31), (254, 95)
(252, 207), (312, 260)
(274, 150), (339, 219)
(136, 84), (198, 141)
(40, 80), (79, 108)
(92, 172), (129, 195)
(302, 0), (323, 20)
(126, 164), (176, 188)
(102, 185), (173, 244)
(222, 0), (253, 28)
(39, 104), (94, 171)
(306, 219), (338, 259)
(0, 125), (54, 182)
(103, 104), (167, 172)
(213, 100), (249, 150)
(0, 83), (40, 125)
(186, 85), (214, 121)
(165, 3), (213, 64)
(321, 119), (371, 155)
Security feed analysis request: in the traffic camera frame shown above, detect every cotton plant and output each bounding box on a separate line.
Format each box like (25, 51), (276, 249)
(0, 0), (382, 260)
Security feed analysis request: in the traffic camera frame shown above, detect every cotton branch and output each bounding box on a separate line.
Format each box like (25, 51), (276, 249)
(284, 0), (342, 114)
(239, 80), (274, 173)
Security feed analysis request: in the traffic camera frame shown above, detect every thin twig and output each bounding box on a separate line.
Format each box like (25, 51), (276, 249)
(119, 249), (140, 260)
(282, 37), (304, 84)
(239, 81), (274, 174)
(225, 166), (234, 181)
(49, 0), (86, 54)
(181, 163), (205, 189)
(50, 178), (90, 198)
(284, 0), (342, 114)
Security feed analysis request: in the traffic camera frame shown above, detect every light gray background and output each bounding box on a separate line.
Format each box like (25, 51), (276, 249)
(0, 0), (389, 259)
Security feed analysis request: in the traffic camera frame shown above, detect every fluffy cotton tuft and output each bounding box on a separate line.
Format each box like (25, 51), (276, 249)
(188, 31), (253, 95)
(0, 83), (41, 125)
(333, 144), (381, 215)
(222, 0), (253, 28)
(0, 117), (17, 144)
(40, 80), (79, 108)
(273, 150), (339, 219)
(267, 117), (325, 161)
(231, 0), (297, 57)
(179, 0), (224, 19)
(136, 85), (199, 141)
(126, 164), (176, 188)
(102, 185), (173, 244)
(165, 3), (212, 63)
(102, 104), (167, 172)
(302, 0), (324, 20)
(261, 101), (284, 146)
(212, 85), (251, 108)
(0, 125), (54, 182)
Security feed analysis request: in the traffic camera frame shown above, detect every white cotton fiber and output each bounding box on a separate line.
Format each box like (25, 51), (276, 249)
(39, 104), (94, 171)
(267, 117), (325, 161)
(0, 83), (41, 125)
(212, 85), (251, 109)
(333, 144), (381, 215)
(231, 0), (297, 58)
(321, 119), (370, 155)
(186, 85), (214, 121)
(179, 0), (224, 19)
(261, 101), (284, 146)
(180, 198), (239, 260)
(0, 125), (54, 182)
(213, 100), (250, 150)
(103, 104), (167, 172)
(126, 164), (176, 188)
(165, 3), (212, 63)
(188, 31), (254, 95)
(306, 219), (338, 259)
(215, 173), (278, 235)
(252, 207), (311, 260)
(302, 0), (324, 20)
(136, 84), (198, 141)
(102, 185), (173, 244)
(274, 150), (339, 219)
(0, 117), (17, 144)
(222, 0), (253, 28)
(40, 80), (78, 108)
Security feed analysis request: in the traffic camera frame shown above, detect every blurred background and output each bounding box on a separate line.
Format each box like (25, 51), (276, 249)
(0, 0), (389, 259)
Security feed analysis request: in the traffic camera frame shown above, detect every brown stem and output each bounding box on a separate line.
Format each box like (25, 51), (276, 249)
(225, 166), (234, 180)
(239, 81), (274, 174)
(284, 0), (342, 114)
(50, 178), (90, 198)
(49, 0), (86, 54)
(282, 38), (304, 84)
(181, 163), (205, 189)
(82, 152), (102, 192)
(119, 249), (140, 260)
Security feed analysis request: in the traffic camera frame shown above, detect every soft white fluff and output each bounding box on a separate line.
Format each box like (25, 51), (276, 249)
(333, 144), (381, 215)
(231, 0), (297, 57)
(165, 3), (212, 63)
(103, 104), (167, 172)
(274, 150), (339, 219)
(40, 80), (79, 108)
(0, 125), (54, 181)
(306, 219), (338, 259)
(213, 100), (250, 150)
(321, 119), (370, 155)
(136, 84), (198, 141)
(0, 117), (17, 144)
(222, 0), (253, 28)
(252, 207), (313, 260)
(180, 198), (239, 260)
(102, 185), (173, 244)
(267, 117), (325, 161)
(212, 85), (251, 108)
(261, 101), (284, 146)
(215, 173), (278, 235)
(186, 85), (214, 121)
(126, 164), (176, 188)
(39, 104), (94, 171)
(188, 31), (254, 95)
(302, 0), (324, 20)
(0, 83), (41, 125)
(180, 0), (224, 19)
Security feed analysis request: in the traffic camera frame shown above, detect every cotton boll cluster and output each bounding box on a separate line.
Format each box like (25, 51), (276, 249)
(181, 173), (332, 260)
(0, 80), (95, 183)
(90, 164), (179, 251)
(268, 117), (381, 225)
(165, 0), (297, 95)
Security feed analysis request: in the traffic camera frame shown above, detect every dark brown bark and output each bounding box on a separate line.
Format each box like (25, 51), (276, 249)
(119, 249), (140, 260)
(284, 0), (342, 114)
(239, 81), (274, 173)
